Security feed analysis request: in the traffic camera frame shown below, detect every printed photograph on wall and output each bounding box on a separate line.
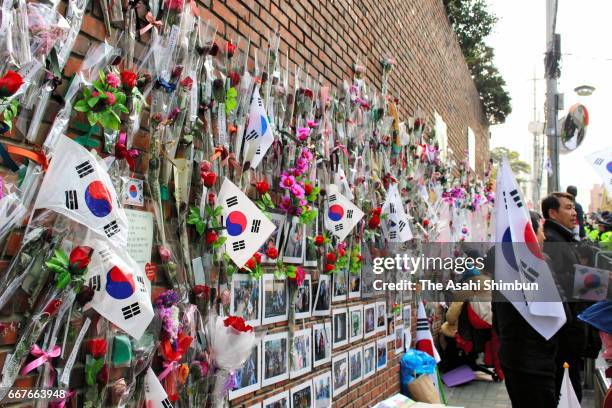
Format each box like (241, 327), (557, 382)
(262, 274), (288, 325)
(364, 303), (377, 338)
(230, 274), (261, 327)
(312, 274), (331, 316)
(312, 322), (332, 367)
(349, 347), (363, 387)
(294, 273), (311, 320)
(313, 371), (332, 408)
(332, 268), (348, 302)
(395, 324), (405, 355)
(387, 314), (396, 339)
(349, 305), (363, 342)
(360, 244), (376, 298)
(332, 308), (348, 349)
(348, 269), (361, 299)
(283, 216), (306, 264)
(262, 332), (289, 387)
(290, 380), (313, 408)
(362, 342), (376, 379)
(332, 352), (348, 397)
(290, 328), (312, 378)
(304, 211), (319, 267)
(376, 301), (387, 332)
(263, 390), (289, 408)
(261, 211), (286, 263)
(376, 339), (388, 370)
(229, 341), (261, 399)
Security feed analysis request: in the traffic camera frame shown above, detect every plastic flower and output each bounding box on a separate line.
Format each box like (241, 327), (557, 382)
(205, 231), (218, 245)
(291, 266), (306, 287)
(0, 70), (23, 97)
(297, 127), (310, 141)
(106, 73), (120, 88)
(88, 338), (107, 358)
(180, 76), (193, 89)
(105, 91), (116, 105)
(69, 246), (93, 271)
(120, 71), (137, 89)
(255, 180), (269, 194)
(226, 41), (237, 58)
(307, 120), (318, 128)
(314, 235), (325, 246)
(201, 171), (217, 188)
(266, 246), (278, 260)
(164, 0), (184, 11)
(280, 173), (296, 189)
(290, 183), (305, 199)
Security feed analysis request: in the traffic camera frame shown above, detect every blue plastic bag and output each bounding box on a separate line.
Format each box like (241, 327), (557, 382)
(400, 349), (437, 395)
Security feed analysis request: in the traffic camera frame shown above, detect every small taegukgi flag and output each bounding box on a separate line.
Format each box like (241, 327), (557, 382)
(416, 300), (441, 362)
(585, 147), (612, 196)
(84, 234), (153, 339)
(33, 135), (128, 245)
(324, 183), (364, 242)
(243, 85), (274, 169)
(557, 362), (580, 408)
(218, 178), (276, 268)
(145, 368), (173, 408)
(381, 183), (413, 243)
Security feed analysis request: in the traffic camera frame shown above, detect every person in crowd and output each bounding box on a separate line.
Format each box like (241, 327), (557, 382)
(492, 211), (559, 408)
(566, 185), (585, 239)
(541, 192), (600, 402)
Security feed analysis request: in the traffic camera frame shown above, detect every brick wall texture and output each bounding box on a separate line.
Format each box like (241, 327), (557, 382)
(0, 0), (488, 406)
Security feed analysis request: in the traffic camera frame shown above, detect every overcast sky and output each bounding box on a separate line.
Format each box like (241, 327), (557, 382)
(487, 0), (611, 209)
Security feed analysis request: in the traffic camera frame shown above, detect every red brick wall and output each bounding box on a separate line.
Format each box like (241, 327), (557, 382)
(0, 0), (486, 406)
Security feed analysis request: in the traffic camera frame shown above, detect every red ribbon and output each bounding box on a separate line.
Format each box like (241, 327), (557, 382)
(115, 143), (138, 172)
(139, 12), (162, 35)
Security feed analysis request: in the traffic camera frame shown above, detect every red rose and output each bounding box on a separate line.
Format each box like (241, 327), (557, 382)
(88, 338), (107, 358)
(326, 264), (335, 272)
(253, 252), (262, 263)
(228, 71), (241, 87)
(314, 235), (325, 246)
(205, 231), (218, 245)
(192, 284), (210, 298)
(69, 246), (93, 271)
(120, 70), (137, 89)
(201, 171), (217, 188)
(0, 70), (23, 97)
(338, 247), (346, 257)
(255, 180), (269, 194)
(368, 215), (380, 229)
(326, 253), (336, 263)
(43, 299), (62, 316)
(180, 76), (193, 89)
(304, 183), (313, 195)
(207, 192), (216, 205)
(422, 219), (429, 227)
(226, 41), (237, 58)
(266, 246), (278, 260)
(245, 257), (256, 270)
(224, 315), (253, 332)
(371, 207), (382, 216)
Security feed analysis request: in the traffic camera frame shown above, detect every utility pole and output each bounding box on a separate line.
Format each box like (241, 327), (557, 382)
(529, 71), (543, 206)
(545, 0), (560, 193)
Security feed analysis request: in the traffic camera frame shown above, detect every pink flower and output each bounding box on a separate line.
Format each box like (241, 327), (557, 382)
(294, 267), (306, 287)
(164, 0), (184, 11)
(307, 120), (318, 128)
(220, 289), (230, 307)
(299, 198), (307, 206)
(301, 148), (314, 162)
(278, 196), (291, 211)
(159, 246), (172, 262)
(105, 91), (116, 105)
(280, 173), (296, 189)
(290, 183), (305, 199)
(200, 160), (212, 172)
(297, 127), (310, 141)
(295, 158), (309, 172)
(92, 91), (100, 98)
(106, 73), (120, 88)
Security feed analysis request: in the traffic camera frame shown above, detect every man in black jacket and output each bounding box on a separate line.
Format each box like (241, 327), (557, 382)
(566, 185), (585, 239)
(541, 192), (589, 402)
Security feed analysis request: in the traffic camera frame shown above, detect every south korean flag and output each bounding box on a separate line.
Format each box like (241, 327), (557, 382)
(219, 178), (276, 268)
(334, 166), (354, 200)
(33, 135), (128, 245)
(381, 184), (413, 242)
(145, 368), (173, 408)
(585, 148), (612, 196)
(84, 235), (153, 339)
(243, 85), (274, 169)
(324, 184), (364, 242)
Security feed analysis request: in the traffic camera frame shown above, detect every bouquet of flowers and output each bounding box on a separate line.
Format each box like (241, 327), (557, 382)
(74, 71), (128, 131)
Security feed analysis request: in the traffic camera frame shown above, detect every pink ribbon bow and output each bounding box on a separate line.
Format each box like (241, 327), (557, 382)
(21, 345), (61, 386)
(140, 12), (162, 35)
(332, 143), (349, 158)
(158, 361), (179, 381)
(115, 143), (139, 172)
(49, 389), (76, 408)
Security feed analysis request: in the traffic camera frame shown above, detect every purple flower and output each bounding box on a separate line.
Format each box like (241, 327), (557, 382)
(297, 127), (310, 141)
(295, 158), (309, 173)
(279, 196), (292, 212)
(300, 148), (314, 162)
(280, 173), (296, 189)
(307, 120), (318, 128)
(290, 183), (305, 199)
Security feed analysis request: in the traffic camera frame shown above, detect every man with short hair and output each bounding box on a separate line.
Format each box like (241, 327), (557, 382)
(541, 192), (596, 403)
(566, 186), (585, 239)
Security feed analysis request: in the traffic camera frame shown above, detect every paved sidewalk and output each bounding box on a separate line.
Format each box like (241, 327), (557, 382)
(444, 379), (596, 408)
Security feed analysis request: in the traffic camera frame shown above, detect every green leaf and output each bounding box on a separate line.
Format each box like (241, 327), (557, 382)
(212, 236), (227, 249)
(75, 135), (101, 149)
(98, 70), (106, 84)
(83, 87), (91, 98)
(74, 100), (90, 112)
(87, 111), (98, 126)
(99, 111), (120, 130)
(116, 92), (126, 106)
(87, 97), (99, 108)
(117, 104), (129, 114)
